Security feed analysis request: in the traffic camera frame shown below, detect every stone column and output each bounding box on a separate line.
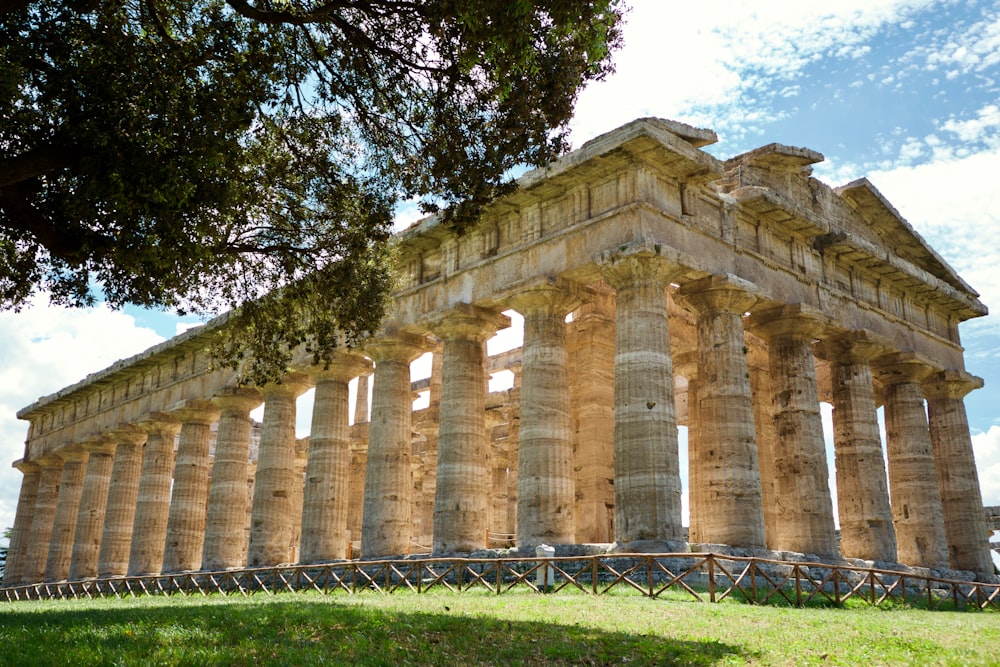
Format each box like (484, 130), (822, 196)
(600, 250), (685, 548)
(360, 332), (427, 558)
(508, 281), (583, 548)
(23, 454), (63, 583)
(676, 274), (766, 549)
(161, 401), (220, 573)
(354, 373), (371, 424)
(748, 304), (838, 557)
(428, 304), (510, 553)
(68, 437), (116, 579)
(923, 370), (993, 573)
(98, 426), (147, 577)
(673, 352), (701, 543)
(746, 335), (779, 549)
(202, 388), (261, 571)
(814, 331), (896, 563)
(567, 293), (616, 544)
(128, 417), (181, 576)
(247, 375), (312, 567)
(873, 353), (949, 569)
(299, 354), (371, 563)
(4, 460), (41, 585)
(45, 446), (89, 581)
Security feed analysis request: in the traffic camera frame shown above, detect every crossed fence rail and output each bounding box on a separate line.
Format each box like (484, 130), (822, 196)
(2, 553), (998, 611)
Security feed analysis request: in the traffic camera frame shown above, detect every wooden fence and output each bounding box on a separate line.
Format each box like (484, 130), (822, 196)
(2, 552), (998, 611)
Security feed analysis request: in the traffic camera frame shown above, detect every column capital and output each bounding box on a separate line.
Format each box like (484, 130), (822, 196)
(922, 369), (984, 400)
(813, 329), (893, 365)
(32, 452), (64, 469)
(506, 277), (586, 317)
(599, 246), (684, 290)
(167, 399), (221, 425)
(746, 303), (832, 341)
(363, 330), (431, 364)
(675, 273), (761, 315)
(55, 444), (88, 464)
(212, 386), (263, 413)
(138, 413), (182, 438)
(13, 458), (40, 475)
(108, 424), (149, 446)
(872, 352), (940, 385)
(426, 303), (510, 343)
(258, 371), (314, 400)
(80, 435), (116, 456)
(305, 351), (373, 383)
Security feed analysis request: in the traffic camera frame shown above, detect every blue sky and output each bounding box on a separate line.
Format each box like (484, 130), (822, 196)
(0, 0), (997, 535)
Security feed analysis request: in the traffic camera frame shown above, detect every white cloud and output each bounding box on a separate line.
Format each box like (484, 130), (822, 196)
(0, 298), (164, 531)
(972, 426), (1000, 506)
(940, 104), (1000, 145)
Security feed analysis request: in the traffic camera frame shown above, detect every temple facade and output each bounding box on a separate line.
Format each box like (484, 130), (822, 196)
(4, 118), (994, 586)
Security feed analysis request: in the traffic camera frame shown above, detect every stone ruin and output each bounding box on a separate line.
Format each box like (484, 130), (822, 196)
(3, 118), (995, 587)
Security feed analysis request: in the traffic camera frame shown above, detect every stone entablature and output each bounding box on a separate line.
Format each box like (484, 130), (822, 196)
(6, 117), (994, 586)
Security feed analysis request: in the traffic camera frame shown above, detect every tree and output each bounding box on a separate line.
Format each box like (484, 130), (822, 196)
(0, 0), (623, 383)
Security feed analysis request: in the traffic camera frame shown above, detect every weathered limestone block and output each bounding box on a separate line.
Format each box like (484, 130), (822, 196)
(162, 402), (220, 573)
(677, 274), (766, 549)
(874, 353), (949, 569)
(23, 455), (63, 583)
(45, 446), (89, 581)
(300, 354), (371, 563)
(128, 417), (181, 576)
(748, 304), (838, 557)
(4, 460), (41, 585)
(567, 292), (616, 544)
(923, 370), (993, 573)
(428, 304), (509, 553)
(69, 437), (116, 580)
(202, 388), (261, 571)
(601, 249), (685, 547)
(361, 332), (428, 557)
(248, 375), (312, 567)
(815, 331), (897, 563)
(508, 281), (583, 547)
(98, 426), (147, 576)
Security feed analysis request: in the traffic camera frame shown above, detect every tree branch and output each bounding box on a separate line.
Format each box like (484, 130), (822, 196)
(0, 145), (82, 188)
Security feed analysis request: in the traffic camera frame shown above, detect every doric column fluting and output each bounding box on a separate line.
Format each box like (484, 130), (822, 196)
(4, 460), (41, 585)
(128, 416), (181, 576)
(162, 401), (220, 573)
(814, 331), (897, 563)
(676, 274), (766, 549)
(427, 304), (510, 553)
(23, 454), (63, 583)
(360, 332), (428, 557)
(922, 370), (993, 573)
(873, 353), (949, 569)
(299, 354), (371, 563)
(746, 335), (779, 549)
(247, 375), (313, 567)
(97, 426), (147, 576)
(508, 281), (584, 547)
(45, 446), (89, 581)
(600, 251), (685, 547)
(68, 437), (116, 580)
(202, 388), (262, 571)
(748, 304), (838, 557)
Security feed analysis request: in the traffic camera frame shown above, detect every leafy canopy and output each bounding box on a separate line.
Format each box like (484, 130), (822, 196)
(0, 0), (623, 383)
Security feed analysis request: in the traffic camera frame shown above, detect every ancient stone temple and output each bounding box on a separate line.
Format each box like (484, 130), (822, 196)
(4, 118), (994, 586)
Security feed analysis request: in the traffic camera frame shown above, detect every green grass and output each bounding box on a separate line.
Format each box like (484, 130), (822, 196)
(0, 589), (997, 666)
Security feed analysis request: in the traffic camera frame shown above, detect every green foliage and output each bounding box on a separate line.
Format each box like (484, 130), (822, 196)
(0, 0), (623, 383)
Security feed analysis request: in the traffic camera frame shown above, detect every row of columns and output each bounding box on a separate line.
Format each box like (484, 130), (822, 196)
(4, 252), (993, 583)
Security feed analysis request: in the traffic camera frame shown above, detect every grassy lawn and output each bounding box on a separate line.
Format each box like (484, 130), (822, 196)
(0, 589), (996, 666)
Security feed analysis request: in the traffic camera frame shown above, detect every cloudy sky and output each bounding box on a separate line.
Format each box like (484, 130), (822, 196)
(1, 0), (998, 539)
